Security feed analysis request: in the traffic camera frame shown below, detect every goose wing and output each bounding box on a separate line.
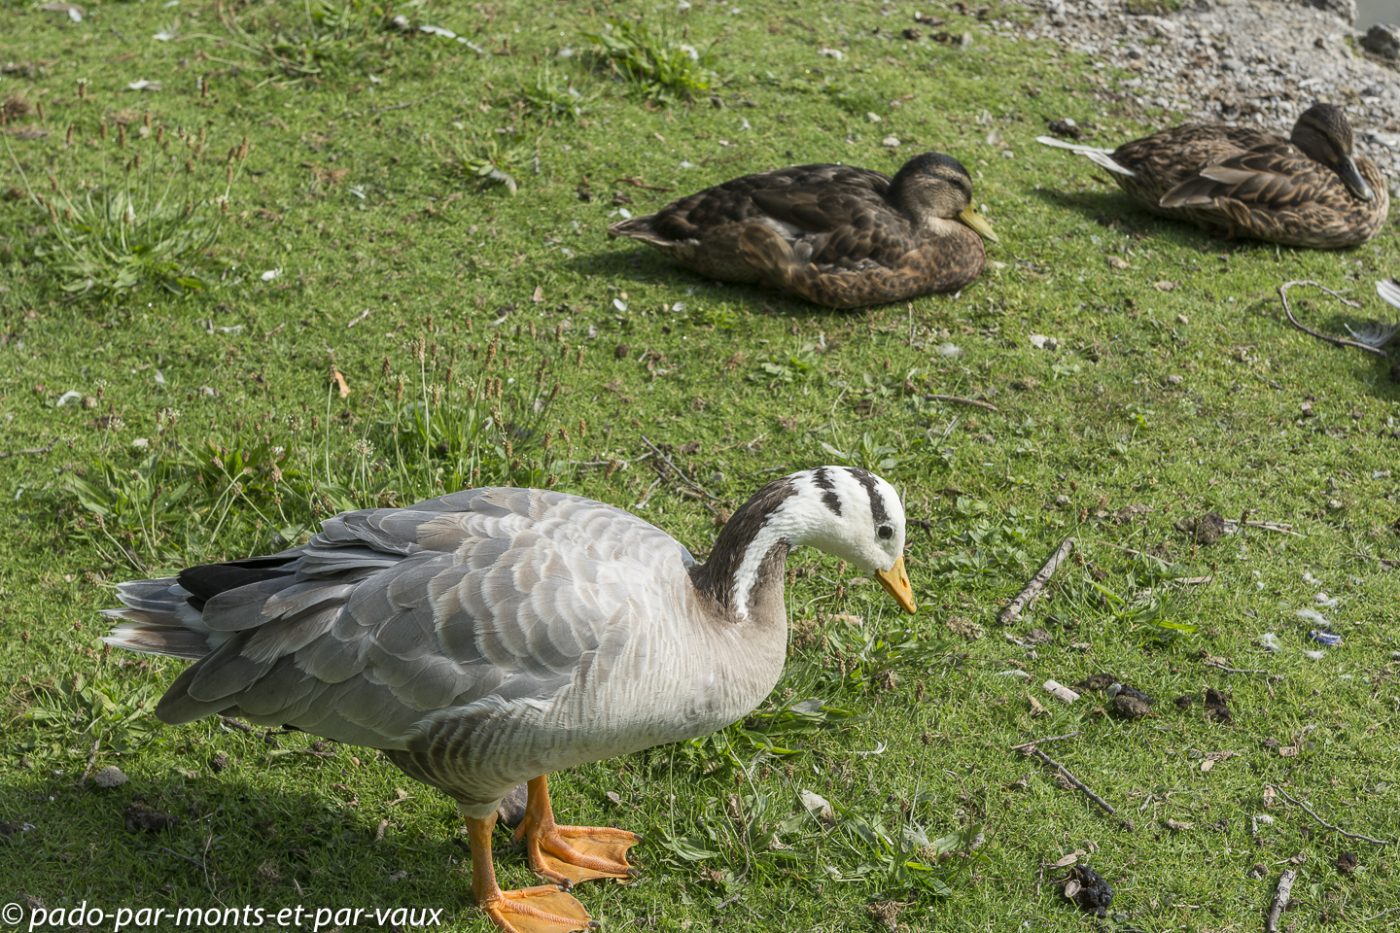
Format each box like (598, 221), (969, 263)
(155, 488), (693, 750)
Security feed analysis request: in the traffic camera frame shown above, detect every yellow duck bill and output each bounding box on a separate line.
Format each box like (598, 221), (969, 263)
(957, 205), (998, 243)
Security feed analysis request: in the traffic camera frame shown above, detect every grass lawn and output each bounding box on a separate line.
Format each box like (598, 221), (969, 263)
(3, 0), (1399, 930)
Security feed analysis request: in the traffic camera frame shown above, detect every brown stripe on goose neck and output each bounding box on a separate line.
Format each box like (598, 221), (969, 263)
(846, 467), (890, 525)
(812, 467), (842, 516)
(691, 474), (798, 614)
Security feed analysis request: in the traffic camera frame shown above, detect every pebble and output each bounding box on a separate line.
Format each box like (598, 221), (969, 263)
(92, 766), (128, 788)
(1361, 23), (1399, 60)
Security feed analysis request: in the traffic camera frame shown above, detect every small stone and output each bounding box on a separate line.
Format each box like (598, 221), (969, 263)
(1166, 374), (1183, 385)
(1107, 255), (1129, 270)
(881, 135), (901, 148)
(92, 766), (128, 789)
(1361, 23), (1399, 60)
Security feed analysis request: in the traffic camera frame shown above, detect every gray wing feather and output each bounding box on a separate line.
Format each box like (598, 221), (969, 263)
(155, 487), (691, 755)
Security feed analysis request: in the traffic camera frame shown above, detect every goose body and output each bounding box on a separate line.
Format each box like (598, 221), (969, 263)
(1037, 104), (1388, 249)
(106, 468), (915, 933)
(608, 152), (996, 308)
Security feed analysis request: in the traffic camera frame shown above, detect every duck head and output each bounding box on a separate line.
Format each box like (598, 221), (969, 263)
(1291, 103), (1373, 202)
(887, 151), (998, 243)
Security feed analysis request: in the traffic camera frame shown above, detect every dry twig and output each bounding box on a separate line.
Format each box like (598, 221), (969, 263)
(0, 443), (56, 460)
(1203, 657), (1276, 677)
(1279, 280), (1385, 357)
(640, 435), (720, 501)
(1009, 731), (1081, 752)
(999, 537), (1075, 625)
(1273, 785), (1396, 846)
(1224, 517), (1299, 536)
(927, 394), (999, 412)
(1265, 869), (1296, 933)
(1021, 746), (1129, 828)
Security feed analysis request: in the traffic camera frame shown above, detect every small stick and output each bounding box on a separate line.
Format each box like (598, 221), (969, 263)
(1009, 730), (1081, 751)
(1203, 658), (1275, 677)
(80, 738), (101, 782)
(0, 443), (57, 460)
(999, 537), (1075, 625)
(633, 476), (662, 510)
(1273, 785), (1396, 846)
(1265, 869), (1296, 933)
(928, 394), (999, 412)
(1225, 518), (1299, 536)
(640, 435), (720, 501)
(1023, 746), (1127, 827)
(155, 846), (208, 873)
(218, 715), (254, 734)
(1279, 280), (1385, 357)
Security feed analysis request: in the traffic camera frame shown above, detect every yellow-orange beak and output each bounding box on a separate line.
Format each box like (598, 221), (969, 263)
(958, 205), (998, 243)
(875, 555), (916, 614)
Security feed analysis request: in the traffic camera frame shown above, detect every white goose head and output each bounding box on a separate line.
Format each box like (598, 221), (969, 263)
(696, 466), (915, 618)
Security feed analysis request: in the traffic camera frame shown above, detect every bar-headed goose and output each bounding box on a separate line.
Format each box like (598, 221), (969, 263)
(105, 466), (916, 933)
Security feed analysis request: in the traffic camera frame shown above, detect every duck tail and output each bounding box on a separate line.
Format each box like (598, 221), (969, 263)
(1378, 279), (1400, 312)
(103, 578), (212, 660)
(1035, 136), (1135, 177)
(607, 214), (662, 241)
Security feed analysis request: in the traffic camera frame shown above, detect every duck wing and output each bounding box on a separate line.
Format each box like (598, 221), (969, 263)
(1159, 142), (1317, 211)
(149, 488), (693, 751)
(615, 163), (892, 243)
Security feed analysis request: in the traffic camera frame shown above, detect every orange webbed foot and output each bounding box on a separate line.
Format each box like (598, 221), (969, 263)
(518, 822), (641, 886)
(480, 884), (594, 933)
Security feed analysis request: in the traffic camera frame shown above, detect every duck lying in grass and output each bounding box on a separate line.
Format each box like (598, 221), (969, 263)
(608, 151), (997, 308)
(105, 468), (916, 933)
(1037, 103), (1388, 248)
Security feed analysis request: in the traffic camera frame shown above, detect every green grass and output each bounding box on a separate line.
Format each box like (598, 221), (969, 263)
(2, 0), (1400, 931)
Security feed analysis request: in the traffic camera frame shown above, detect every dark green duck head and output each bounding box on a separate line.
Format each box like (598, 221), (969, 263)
(887, 152), (998, 241)
(1291, 103), (1373, 202)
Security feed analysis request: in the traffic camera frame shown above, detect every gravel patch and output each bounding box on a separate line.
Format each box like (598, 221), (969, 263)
(1008, 0), (1400, 194)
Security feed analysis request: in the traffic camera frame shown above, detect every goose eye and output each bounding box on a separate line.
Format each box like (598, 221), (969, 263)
(877, 524), (894, 541)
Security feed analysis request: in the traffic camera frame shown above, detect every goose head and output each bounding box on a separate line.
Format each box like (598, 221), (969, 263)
(887, 151), (998, 243)
(705, 466), (915, 617)
(1291, 103), (1373, 202)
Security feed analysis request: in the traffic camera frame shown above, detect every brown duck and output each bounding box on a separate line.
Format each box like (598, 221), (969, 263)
(1037, 103), (1388, 249)
(608, 151), (997, 308)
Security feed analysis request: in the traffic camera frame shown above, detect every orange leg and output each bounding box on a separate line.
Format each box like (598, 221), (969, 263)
(466, 811), (593, 933)
(515, 775), (640, 886)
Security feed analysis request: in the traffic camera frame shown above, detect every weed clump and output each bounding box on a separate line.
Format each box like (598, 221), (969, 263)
(214, 0), (403, 82)
(13, 119), (248, 301)
(63, 338), (567, 569)
(584, 18), (717, 104)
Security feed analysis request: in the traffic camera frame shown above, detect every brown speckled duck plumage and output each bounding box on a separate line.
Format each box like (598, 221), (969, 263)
(1039, 103), (1389, 249)
(608, 151), (996, 308)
